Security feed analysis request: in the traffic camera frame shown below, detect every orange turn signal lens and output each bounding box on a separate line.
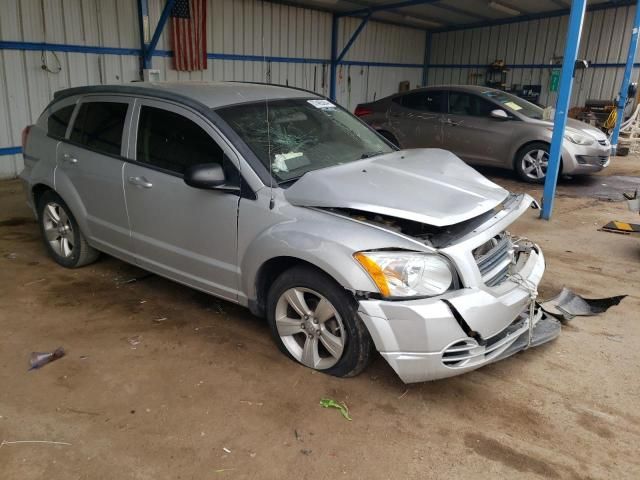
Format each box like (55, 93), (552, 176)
(354, 252), (390, 297)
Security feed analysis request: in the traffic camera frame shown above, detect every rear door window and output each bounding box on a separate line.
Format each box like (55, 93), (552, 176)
(70, 101), (128, 156)
(135, 105), (239, 185)
(398, 91), (446, 113)
(47, 104), (76, 139)
(448, 92), (495, 117)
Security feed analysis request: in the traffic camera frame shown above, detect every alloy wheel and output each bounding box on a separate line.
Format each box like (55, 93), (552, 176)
(42, 202), (75, 258)
(274, 287), (346, 370)
(521, 148), (549, 180)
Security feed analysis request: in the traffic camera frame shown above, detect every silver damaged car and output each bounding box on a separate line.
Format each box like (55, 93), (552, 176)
(20, 82), (560, 383)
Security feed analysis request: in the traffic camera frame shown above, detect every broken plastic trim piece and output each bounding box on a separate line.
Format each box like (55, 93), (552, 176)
(539, 288), (626, 321)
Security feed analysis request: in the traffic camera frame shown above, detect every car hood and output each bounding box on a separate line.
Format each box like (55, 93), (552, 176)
(284, 149), (509, 227)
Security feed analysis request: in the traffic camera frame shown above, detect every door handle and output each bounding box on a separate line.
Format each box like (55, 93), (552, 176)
(444, 119), (462, 127)
(63, 153), (78, 164)
(128, 176), (153, 188)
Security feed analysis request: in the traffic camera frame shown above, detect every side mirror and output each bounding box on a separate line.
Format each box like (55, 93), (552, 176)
(490, 109), (510, 120)
(184, 163), (226, 189)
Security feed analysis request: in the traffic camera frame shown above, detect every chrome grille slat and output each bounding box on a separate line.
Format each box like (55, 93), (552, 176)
(473, 233), (514, 286)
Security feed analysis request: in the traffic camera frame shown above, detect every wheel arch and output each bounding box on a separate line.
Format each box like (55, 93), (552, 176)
(250, 256), (353, 318)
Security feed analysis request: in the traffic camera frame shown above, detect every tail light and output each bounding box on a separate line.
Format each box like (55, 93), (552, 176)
(354, 106), (373, 117)
(21, 125), (33, 152)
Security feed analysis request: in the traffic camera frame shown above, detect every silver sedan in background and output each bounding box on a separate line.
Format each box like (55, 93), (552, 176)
(355, 85), (611, 183)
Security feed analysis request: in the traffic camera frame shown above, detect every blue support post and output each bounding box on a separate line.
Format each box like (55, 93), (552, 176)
(144, 0), (177, 69)
(330, 14), (370, 100)
(422, 30), (432, 86)
(137, 0), (150, 70)
(540, 0), (587, 220)
(610, 0), (640, 154)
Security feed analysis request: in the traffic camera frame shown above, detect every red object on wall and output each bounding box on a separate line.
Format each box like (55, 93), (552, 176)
(171, 0), (207, 71)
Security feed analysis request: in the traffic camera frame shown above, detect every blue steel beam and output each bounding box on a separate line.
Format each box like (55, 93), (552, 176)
(137, 0), (150, 70)
(541, 0), (588, 221)
(336, 15), (370, 63)
(330, 14), (339, 100)
(144, 0), (177, 67)
(337, 0), (440, 18)
(610, 0), (640, 155)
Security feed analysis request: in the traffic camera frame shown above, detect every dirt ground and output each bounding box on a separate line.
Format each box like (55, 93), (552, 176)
(1, 157), (639, 480)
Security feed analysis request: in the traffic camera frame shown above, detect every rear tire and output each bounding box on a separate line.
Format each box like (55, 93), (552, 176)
(266, 265), (373, 378)
(37, 190), (99, 268)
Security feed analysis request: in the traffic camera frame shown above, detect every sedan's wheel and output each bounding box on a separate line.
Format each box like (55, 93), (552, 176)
(267, 266), (373, 377)
(515, 142), (552, 184)
(42, 202), (75, 258)
(275, 287), (345, 370)
(37, 190), (99, 268)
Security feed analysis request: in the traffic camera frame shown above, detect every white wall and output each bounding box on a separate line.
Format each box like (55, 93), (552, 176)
(0, 0), (425, 178)
(428, 4), (639, 109)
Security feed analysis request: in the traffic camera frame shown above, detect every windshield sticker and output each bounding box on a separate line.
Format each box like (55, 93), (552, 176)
(273, 152), (303, 173)
(307, 99), (335, 109)
(504, 101), (522, 111)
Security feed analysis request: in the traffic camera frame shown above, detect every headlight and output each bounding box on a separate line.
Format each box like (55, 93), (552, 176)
(546, 127), (594, 145)
(354, 251), (454, 298)
(564, 131), (594, 145)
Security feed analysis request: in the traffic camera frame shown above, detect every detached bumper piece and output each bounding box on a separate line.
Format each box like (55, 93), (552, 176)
(442, 305), (561, 369)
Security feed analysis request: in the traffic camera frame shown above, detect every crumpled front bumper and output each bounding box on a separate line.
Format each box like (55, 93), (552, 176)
(357, 241), (561, 384)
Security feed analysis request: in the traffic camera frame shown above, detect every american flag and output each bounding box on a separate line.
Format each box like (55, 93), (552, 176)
(171, 0), (207, 71)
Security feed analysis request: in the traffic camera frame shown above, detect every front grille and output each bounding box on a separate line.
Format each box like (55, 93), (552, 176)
(473, 233), (514, 287)
(599, 156), (608, 165)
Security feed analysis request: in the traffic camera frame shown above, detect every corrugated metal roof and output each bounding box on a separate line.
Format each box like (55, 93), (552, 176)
(284, 0), (631, 31)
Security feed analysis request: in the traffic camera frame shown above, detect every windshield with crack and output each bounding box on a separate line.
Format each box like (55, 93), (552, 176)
(216, 98), (393, 183)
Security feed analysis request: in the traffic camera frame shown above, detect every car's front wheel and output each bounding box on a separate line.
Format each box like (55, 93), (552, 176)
(515, 142), (552, 183)
(266, 265), (373, 377)
(37, 190), (99, 268)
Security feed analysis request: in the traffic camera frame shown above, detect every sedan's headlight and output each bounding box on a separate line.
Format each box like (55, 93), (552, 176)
(547, 127), (594, 145)
(564, 131), (594, 145)
(354, 251), (454, 298)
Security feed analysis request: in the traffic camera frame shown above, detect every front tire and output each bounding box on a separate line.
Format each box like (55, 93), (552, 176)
(266, 265), (373, 378)
(37, 190), (99, 268)
(514, 142), (551, 183)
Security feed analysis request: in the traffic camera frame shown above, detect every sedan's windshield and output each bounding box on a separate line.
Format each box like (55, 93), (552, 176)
(480, 90), (544, 119)
(216, 98), (394, 183)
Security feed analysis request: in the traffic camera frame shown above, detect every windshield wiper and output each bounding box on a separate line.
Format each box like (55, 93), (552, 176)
(360, 150), (385, 159)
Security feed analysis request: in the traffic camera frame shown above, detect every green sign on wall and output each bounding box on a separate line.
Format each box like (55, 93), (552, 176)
(549, 69), (560, 92)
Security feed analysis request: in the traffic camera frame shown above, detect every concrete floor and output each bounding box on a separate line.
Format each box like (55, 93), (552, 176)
(1, 158), (639, 479)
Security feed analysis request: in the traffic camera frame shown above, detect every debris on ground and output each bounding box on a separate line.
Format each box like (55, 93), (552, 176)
(152, 317), (168, 324)
(0, 440), (72, 448)
(29, 347), (65, 370)
(294, 429), (303, 442)
(239, 400), (263, 406)
(222, 447), (231, 454)
(127, 336), (142, 348)
(5, 253), (17, 260)
(118, 273), (154, 285)
(319, 398), (352, 421)
(600, 220), (640, 236)
(23, 278), (46, 286)
(300, 449), (312, 455)
(540, 288), (626, 321)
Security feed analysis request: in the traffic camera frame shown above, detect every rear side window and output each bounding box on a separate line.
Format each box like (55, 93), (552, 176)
(398, 91), (445, 113)
(136, 106), (239, 185)
(47, 104), (75, 139)
(70, 101), (128, 156)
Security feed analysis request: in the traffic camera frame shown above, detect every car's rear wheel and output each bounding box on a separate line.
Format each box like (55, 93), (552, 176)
(266, 265), (373, 377)
(37, 190), (99, 268)
(515, 142), (551, 183)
